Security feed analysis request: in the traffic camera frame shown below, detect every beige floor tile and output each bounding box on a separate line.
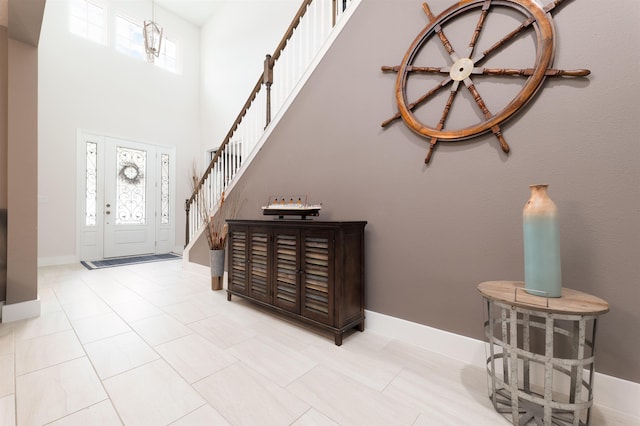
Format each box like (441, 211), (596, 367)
(169, 404), (231, 425)
(0, 394), (15, 426)
(155, 334), (236, 383)
(189, 315), (256, 349)
(53, 283), (96, 305)
(116, 276), (169, 295)
(287, 365), (420, 426)
(61, 296), (112, 321)
(15, 357), (107, 426)
(40, 297), (64, 315)
(0, 325), (15, 355)
(103, 359), (205, 425)
(0, 353), (14, 398)
(12, 311), (72, 342)
(162, 300), (211, 324)
(90, 284), (143, 306)
(84, 331), (159, 379)
(111, 299), (163, 322)
(5, 263), (636, 426)
(301, 341), (401, 392)
(70, 312), (131, 344)
(291, 408), (340, 426)
(227, 336), (317, 387)
(15, 330), (85, 375)
(194, 363), (309, 426)
(129, 313), (192, 346)
(48, 400), (122, 425)
(247, 311), (330, 351)
(140, 288), (193, 307)
(37, 289), (60, 315)
(383, 368), (504, 425)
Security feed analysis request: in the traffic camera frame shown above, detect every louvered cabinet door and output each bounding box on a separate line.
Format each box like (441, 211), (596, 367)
(248, 228), (270, 303)
(228, 226), (248, 295)
(226, 220), (366, 346)
(301, 230), (334, 325)
(274, 230), (300, 313)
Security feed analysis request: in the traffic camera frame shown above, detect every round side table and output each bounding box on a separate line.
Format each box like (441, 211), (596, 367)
(477, 281), (609, 426)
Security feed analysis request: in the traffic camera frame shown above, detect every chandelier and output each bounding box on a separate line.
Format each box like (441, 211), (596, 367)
(143, 0), (163, 63)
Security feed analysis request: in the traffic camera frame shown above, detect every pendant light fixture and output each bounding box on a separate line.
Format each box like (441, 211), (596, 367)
(143, 0), (163, 63)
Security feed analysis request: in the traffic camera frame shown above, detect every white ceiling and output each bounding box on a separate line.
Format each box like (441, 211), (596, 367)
(154, 0), (220, 27)
(153, 0), (289, 28)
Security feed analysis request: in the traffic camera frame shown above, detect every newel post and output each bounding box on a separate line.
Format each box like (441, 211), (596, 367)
(184, 198), (190, 247)
(264, 54), (273, 128)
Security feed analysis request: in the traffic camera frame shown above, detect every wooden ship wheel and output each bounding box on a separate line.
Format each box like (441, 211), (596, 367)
(381, 0), (590, 164)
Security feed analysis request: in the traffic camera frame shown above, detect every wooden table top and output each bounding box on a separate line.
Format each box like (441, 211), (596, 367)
(477, 281), (609, 316)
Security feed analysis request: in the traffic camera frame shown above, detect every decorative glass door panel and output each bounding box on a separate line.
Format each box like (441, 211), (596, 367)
(115, 146), (147, 225)
(104, 138), (156, 258)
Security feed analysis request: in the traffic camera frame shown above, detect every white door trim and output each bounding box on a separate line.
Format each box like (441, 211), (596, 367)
(76, 129), (176, 261)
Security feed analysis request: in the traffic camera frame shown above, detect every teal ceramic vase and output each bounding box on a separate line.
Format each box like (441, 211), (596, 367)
(523, 184), (562, 298)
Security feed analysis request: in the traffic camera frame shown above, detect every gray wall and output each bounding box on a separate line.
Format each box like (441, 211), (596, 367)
(0, 27), (6, 301)
(225, 0), (640, 383)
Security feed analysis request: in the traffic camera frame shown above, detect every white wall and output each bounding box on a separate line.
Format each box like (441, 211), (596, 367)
(38, 0), (201, 261)
(199, 1), (300, 161)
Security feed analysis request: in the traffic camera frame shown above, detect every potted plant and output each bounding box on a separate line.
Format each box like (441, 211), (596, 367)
(191, 163), (242, 290)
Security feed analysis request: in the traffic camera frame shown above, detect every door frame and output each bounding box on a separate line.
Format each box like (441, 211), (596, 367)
(76, 129), (176, 261)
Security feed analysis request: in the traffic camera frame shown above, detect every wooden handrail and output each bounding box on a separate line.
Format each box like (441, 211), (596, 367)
(269, 0), (313, 65)
(186, 0), (349, 245)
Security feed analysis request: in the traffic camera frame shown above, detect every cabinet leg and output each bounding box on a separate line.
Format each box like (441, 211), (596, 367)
(227, 292), (231, 301)
(356, 319), (365, 332)
(334, 333), (343, 346)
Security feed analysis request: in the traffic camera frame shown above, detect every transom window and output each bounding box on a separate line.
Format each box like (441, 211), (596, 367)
(68, 0), (180, 74)
(155, 37), (178, 73)
(115, 16), (145, 61)
(69, 0), (106, 44)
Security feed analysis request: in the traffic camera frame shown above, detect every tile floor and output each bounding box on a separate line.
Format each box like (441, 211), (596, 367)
(0, 260), (638, 426)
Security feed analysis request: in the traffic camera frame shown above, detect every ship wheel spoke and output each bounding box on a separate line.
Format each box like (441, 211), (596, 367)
(472, 0), (567, 66)
(465, 0), (492, 59)
(462, 78), (510, 153)
(425, 80), (461, 164)
(381, 77), (453, 128)
(423, 2), (460, 63)
(474, 67), (590, 77)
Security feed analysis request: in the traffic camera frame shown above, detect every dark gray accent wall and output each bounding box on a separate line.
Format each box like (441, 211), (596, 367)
(215, 0), (639, 383)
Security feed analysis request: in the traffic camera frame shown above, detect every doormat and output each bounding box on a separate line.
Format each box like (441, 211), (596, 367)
(81, 253), (181, 270)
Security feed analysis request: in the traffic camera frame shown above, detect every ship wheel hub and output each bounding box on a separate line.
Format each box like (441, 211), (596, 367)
(449, 57), (474, 81)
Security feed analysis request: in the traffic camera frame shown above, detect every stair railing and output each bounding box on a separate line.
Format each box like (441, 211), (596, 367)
(185, 0), (355, 246)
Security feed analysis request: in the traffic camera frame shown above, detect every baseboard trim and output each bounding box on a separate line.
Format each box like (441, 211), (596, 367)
(365, 309), (639, 419)
(38, 255), (78, 267)
(1, 298), (41, 323)
(182, 258), (209, 275)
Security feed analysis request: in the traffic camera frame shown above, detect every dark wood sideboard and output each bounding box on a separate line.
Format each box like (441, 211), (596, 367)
(226, 219), (366, 345)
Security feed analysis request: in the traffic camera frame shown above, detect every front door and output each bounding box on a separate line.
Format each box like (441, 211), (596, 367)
(78, 132), (175, 261)
(103, 138), (156, 258)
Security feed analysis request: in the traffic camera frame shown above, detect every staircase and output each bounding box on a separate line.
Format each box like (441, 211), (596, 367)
(184, 0), (360, 259)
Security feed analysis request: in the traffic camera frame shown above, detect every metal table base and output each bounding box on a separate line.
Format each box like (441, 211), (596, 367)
(478, 281), (609, 426)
